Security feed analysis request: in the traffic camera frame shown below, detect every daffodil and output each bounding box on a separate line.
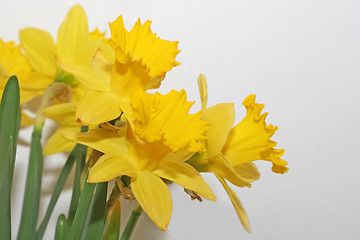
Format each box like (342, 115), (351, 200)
(57, 15), (180, 126)
(19, 4), (110, 102)
(61, 87), (215, 230)
(188, 74), (288, 232)
(62, 128), (215, 230)
(0, 38), (35, 126)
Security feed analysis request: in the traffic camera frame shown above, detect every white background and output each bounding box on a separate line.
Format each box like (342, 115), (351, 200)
(1, 0), (360, 239)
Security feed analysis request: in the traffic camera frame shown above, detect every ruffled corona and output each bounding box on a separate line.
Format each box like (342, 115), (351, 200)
(131, 89), (209, 152)
(106, 16), (180, 80)
(222, 94), (288, 174)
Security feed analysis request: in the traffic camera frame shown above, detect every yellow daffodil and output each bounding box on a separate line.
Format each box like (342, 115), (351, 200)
(61, 87), (215, 230)
(106, 16), (180, 81)
(57, 15), (180, 126)
(0, 38), (34, 126)
(188, 74), (288, 232)
(62, 128), (216, 230)
(19, 4), (110, 102)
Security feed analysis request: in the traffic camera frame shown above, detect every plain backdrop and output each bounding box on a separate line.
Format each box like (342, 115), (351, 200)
(1, 0), (360, 239)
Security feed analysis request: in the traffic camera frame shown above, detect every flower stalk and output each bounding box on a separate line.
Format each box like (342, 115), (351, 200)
(120, 204), (143, 240)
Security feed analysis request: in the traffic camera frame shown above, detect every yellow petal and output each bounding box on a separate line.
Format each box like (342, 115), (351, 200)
(61, 128), (128, 155)
(107, 16), (180, 79)
(56, 59), (109, 91)
(76, 91), (121, 125)
(19, 28), (57, 76)
(222, 95), (288, 173)
(153, 159), (216, 201)
(131, 89), (209, 152)
(131, 171), (172, 230)
(0, 39), (33, 89)
(20, 110), (33, 127)
(88, 154), (137, 182)
(216, 176), (251, 233)
(234, 163), (260, 183)
(43, 127), (77, 155)
(90, 28), (106, 39)
(57, 4), (88, 63)
(192, 154), (252, 188)
(43, 102), (77, 123)
(197, 73), (208, 110)
(126, 138), (171, 172)
(21, 72), (54, 90)
(202, 103), (235, 159)
(110, 61), (149, 101)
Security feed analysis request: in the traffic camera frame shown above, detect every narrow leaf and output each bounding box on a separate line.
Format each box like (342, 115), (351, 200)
(0, 75), (20, 177)
(83, 182), (108, 240)
(35, 145), (80, 240)
(0, 76), (21, 239)
(103, 200), (121, 240)
(55, 214), (70, 240)
(68, 126), (88, 222)
(0, 141), (14, 239)
(120, 204), (143, 240)
(17, 129), (44, 240)
(67, 173), (96, 240)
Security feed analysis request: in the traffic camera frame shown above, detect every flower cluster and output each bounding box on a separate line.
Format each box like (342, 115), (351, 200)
(0, 4), (288, 239)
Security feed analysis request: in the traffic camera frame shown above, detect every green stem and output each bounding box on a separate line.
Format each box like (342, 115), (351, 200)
(35, 145), (80, 240)
(17, 83), (67, 240)
(66, 174), (96, 240)
(68, 126), (88, 223)
(120, 204), (143, 240)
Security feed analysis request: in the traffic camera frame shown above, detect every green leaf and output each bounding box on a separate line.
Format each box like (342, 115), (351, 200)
(103, 200), (121, 240)
(0, 75), (20, 181)
(35, 145), (81, 240)
(17, 129), (43, 240)
(83, 182), (108, 240)
(0, 141), (15, 240)
(67, 173), (96, 240)
(0, 76), (21, 239)
(55, 214), (70, 240)
(68, 126), (88, 222)
(120, 204), (143, 240)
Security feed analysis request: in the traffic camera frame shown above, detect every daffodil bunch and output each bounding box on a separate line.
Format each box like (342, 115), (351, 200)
(0, 4), (288, 240)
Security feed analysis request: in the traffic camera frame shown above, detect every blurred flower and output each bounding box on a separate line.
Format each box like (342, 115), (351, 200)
(0, 38), (34, 126)
(58, 16), (180, 126)
(19, 4), (110, 102)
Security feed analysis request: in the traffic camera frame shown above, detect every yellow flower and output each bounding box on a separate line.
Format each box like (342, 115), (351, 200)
(62, 128), (216, 230)
(0, 38), (34, 126)
(57, 16), (180, 126)
(106, 16), (180, 80)
(189, 74), (288, 232)
(19, 4), (109, 102)
(61, 87), (215, 230)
